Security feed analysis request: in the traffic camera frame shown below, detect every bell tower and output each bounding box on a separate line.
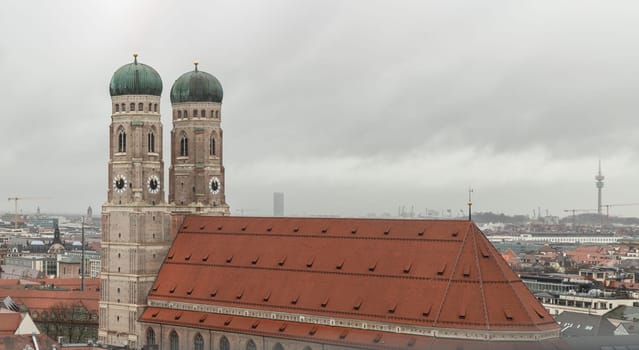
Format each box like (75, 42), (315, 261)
(99, 54), (172, 349)
(169, 61), (230, 215)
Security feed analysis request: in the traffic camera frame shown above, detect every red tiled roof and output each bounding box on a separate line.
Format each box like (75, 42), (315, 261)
(0, 334), (59, 350)
(0, 288), (99, 313)
(143, 216), (559, 344)
(0, 311), (21, 336)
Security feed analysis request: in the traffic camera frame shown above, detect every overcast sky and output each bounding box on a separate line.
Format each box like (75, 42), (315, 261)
(2, 0), (639, 218)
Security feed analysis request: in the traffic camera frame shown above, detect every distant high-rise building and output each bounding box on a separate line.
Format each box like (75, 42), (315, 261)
(273, 192), (284, 216)
(86, 206), (93, 225)
(596, 161), (605, 216)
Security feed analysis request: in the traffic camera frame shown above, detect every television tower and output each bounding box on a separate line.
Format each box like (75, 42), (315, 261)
(595, 160), (605, 215)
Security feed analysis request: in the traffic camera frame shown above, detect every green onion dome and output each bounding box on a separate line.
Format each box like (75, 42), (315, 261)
(170, 61), (223, 103)
(109, 54), (163, 96)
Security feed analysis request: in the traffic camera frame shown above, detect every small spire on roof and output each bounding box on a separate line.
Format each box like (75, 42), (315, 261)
(133, 52), (138, 64)
(194, 60), (199, 72)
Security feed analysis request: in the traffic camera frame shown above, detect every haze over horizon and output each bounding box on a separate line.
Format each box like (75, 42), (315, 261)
(3, 1), (639, 217)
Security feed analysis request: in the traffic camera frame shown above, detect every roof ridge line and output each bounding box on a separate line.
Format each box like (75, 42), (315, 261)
(478, 228), (540, 328)
(470, 225), (490, 329)
(432, 222), (472, 327)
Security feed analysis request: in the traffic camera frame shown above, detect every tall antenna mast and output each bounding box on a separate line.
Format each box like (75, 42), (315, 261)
(595, 160), (605, 216)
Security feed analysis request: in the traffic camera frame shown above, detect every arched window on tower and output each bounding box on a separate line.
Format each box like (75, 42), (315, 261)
(180, 134), (188, 157)
(115, 104), (119, 112)
(118, 127), (126, 153)
(169, 330), (179, 350)
(148, 103), (152, 111)
(130, 103), (135, 111)
(184, 110), (188, 118)
(193, 109), (198, 118)
(210, 110), (214, 118)
(148, 130), (155, 153)
(121, 103), (125, 111)
(146, 328), (155, 346)
(193, 333), (204, 350)
(138, 103), (143, 111)
(209, 134), (216, 156)
(154, 103), (158, 112)
(201, 109), (206, 118)
(216, 110), (220, 118)
(177, 110), (182, 119)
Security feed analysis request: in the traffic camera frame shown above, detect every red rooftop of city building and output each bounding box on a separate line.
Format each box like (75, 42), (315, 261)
(142, 216), (561, 348)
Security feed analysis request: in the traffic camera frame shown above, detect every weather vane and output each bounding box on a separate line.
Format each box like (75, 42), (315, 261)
(467, 188), (474, 221)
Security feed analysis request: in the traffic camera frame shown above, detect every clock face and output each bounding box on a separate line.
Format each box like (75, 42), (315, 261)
(113, 175), (127, 193)
(209, 176), (221, 194)
(147, 175), (160, 194)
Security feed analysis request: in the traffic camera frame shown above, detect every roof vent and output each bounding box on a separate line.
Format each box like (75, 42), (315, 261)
(479, 244), (490, 258)
(200, 225), (205, 230)
(368, 261), (377, 272)
(251, 256), (260, 265)
(504, 308), (513, 321)
(418, 230), (425, 236)
(217, 225), (223, 230)
(174, 312), (182, 320)
(388, 303), (397, 314)
(291, 295), (299, 305)
(403, 262), (412, 274)
(373, 334), (382, 343)
(383, 227), (390, 235)
(185, 253), (192, 261)
(351, 228), (358, 234)
(167, 251), (175, 260)
(169, 284), (176, 293)
(186, 287), (193, 295)
(279, 324), (287, 332)
(309, 326), (318, 335)
(293, 227), (299, 232)
(266, 226), (272, 232)
(463, 265), (470, 277)
(199, 314), (207, 323)
(353, 298), (363, 310)
(236, 289), (244, 299)
(321, 227), (328, 233)
(534, 306), (546, 319)
(152, 283), (160, 291)
(224, 318), (232, 326)
(437, 263), (446, 275)
(321, 297), (329, 308)
(210, 289), (218, 297)
(241, 225), (247, 231)
(458, 306), (466, 319)
(336, 260), (344, 270)
(263, 291), (271, 302)
(339, 330), (348, 339)
(182, 225), (188, 230)
(201, 254), (209, 262)
(226, 255), (233, 263)
(278, 256), (287, 266)
(452, 231), (459, 237)
(423, 304), (432, 317)
(251, 320), (260, 329)
(151, 310), (159, 318)
(307, 257), (315, 268)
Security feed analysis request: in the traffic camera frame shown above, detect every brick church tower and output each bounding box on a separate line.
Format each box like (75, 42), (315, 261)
(168, 61), (230, 215)
(99, 54), (173, 348)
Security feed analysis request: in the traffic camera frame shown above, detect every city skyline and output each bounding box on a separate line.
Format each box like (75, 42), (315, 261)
(3, 1), (639, 217)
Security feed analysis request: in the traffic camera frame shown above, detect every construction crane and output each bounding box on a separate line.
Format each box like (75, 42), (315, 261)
(563, 209), (596, 229)
(7, 196), (50, 230)
(602, 203), (639, 222)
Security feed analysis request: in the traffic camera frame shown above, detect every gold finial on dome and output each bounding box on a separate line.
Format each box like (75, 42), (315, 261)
(194, 60), (199, 72)
(133, 52), (139, 64)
